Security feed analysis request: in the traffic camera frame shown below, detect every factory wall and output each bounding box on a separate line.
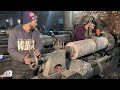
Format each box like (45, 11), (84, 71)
(72, 11), (120, 34)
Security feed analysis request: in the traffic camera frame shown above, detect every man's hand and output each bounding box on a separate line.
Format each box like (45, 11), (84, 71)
(23, 54), (31, 65)
(33, 49), (41, 57)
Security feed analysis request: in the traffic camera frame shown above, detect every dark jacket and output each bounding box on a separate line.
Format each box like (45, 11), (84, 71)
(8, 25), (43, 71)
(72, 25), (86, 41)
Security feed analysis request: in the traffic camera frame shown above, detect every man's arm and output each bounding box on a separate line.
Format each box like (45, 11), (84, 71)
(75, 26), (86, 40)
(80, 28), (86, 40)
(8, 30), (25, 63)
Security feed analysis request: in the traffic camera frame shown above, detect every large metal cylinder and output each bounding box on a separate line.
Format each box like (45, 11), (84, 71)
(41, 34), (70, 46)
(65, 37), (108, 59)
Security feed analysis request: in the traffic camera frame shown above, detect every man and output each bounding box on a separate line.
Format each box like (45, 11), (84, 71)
(92, 28), (101, 37)
(92, 22), (101, 37)
(8, 11), (43, 79)
(72, 19), (96, 41)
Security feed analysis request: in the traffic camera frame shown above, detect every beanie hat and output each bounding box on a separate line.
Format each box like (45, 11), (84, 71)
(23, 11), (38, 24)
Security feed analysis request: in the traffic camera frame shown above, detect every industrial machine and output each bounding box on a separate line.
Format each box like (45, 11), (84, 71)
(28, 32), (120, 79)
(0, 28), (120, 79)
(0, 13), (119, 79)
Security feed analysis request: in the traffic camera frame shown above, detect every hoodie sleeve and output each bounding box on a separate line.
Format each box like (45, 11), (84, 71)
(8, 29), (25, 63)
(75, 26), (86, 40)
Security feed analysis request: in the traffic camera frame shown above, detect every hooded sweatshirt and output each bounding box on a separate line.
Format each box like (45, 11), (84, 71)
(72, 25), (86, 41)
(8, 25), (43, 71)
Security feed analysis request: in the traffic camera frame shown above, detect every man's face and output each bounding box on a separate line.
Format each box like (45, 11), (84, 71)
(29, 19), (38, 29)
(89, 23), (95, 30)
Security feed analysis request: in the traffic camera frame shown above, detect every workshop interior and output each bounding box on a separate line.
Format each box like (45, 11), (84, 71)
(0, 11), (120, 79)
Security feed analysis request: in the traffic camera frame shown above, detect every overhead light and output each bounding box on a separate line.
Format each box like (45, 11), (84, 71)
(17, 19), (21, 24)
(6, 19), (9, 22)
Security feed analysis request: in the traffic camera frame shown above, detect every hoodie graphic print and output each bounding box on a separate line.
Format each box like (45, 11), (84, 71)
(17, 39), (35, 51)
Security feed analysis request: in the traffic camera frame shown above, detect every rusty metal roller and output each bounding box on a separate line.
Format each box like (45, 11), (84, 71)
(65, 37), (108, 59)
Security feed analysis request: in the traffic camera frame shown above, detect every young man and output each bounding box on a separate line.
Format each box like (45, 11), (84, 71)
(92, 28), (101, 37)
(8, 11), (43, 79)
(72, 20), (96, 41)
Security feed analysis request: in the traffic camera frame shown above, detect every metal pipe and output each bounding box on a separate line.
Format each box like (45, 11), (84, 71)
(41, 34), (70, 46)
(66, 37), (108, 59)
